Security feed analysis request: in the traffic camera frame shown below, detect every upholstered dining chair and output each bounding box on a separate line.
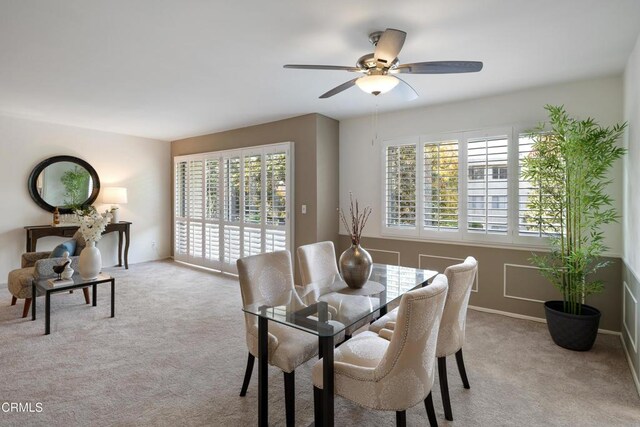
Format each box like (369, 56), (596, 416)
(312, 274), (449, 427)
(236, 250), (343, 427)
(369, 256), (478, 421)
(297, 241), (377, 337)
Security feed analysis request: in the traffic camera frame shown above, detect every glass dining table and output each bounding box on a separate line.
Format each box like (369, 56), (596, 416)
(243, 263), (438, 427)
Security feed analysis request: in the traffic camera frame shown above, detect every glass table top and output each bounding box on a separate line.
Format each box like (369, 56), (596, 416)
(243, 263), (438, 337)
(35, 273), (113, 291)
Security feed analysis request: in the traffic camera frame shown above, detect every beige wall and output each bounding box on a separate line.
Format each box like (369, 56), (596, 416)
(171, 113), (339, 282)
(315, 115), (340, 248)
(0, 114), (172, 282)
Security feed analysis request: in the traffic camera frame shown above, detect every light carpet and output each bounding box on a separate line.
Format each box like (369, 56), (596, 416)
(0, 260), (639, 426)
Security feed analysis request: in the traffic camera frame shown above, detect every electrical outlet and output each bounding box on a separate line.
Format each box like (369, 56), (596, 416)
(151, 241), (157, 248)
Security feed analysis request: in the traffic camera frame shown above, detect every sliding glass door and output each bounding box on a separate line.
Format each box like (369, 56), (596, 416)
(174, 142), (292, 273)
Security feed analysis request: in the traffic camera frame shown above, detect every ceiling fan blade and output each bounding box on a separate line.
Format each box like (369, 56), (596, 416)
(284, 64), (362, 72)
(394, 61), (483, 74)
(319, 78), (359, 98)
(395, 77), (418, 101)
(374, 28), (407, 66)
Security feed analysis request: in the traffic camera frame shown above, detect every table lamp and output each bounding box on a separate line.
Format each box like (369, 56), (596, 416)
(101, 187), (127, 223)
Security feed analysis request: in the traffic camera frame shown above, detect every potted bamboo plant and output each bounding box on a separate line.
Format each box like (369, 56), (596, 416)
(522, 105), (626, 351)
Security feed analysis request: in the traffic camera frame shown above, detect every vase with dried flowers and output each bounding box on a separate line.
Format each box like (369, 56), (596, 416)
(76, 207), (112, 280)
(338, 194), (373, 289)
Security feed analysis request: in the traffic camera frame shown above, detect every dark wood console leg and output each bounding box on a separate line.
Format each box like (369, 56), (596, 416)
(124, 225), (130, 269)
(118, 230), (123, 267)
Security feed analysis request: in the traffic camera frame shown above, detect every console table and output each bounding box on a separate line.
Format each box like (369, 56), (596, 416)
(24, 222), (131, 269)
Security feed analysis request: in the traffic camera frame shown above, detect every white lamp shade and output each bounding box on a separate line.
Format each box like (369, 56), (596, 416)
(101, 187), (128, 205)
(355, 75), (399, 95)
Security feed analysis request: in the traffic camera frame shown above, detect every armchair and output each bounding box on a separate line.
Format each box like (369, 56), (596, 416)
(7, 231), (89, 317)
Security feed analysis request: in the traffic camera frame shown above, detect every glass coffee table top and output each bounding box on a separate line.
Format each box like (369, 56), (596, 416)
(35, 273), (113, 292)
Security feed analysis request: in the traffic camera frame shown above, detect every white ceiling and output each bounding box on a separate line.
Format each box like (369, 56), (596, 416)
(1, 0), (639, 141)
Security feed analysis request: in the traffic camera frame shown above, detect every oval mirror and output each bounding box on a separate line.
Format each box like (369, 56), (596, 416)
(28, 155), (100, 213)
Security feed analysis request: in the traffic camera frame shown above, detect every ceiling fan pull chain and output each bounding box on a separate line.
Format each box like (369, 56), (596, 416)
(371, 103), (379, 146)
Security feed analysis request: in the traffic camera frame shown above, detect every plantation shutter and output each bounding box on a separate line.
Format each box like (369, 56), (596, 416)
(204, 158), (221, 265)
(423, 140), (459, 231)
(385, 143), (417, 229)
(174, 143), (292, 273)
(174, 161), (188, 258)
(518, 133), (561, 237)
(223, 156), (241, 266)
(188, 160), (205, 261)
(243, 153), (263, 257)
(265, 151), (288, 252)
(466, 136), (509, 234)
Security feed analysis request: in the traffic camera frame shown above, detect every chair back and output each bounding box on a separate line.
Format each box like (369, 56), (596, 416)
(436, 256), (478, 357)
(296, 241), (339, 285)
(237, 251), (305, 354)
(375, 274), (448, 409)
(237, 250), (297, 309)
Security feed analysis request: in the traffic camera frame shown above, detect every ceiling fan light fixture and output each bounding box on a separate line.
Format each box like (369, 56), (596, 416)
(355, 74), (399, 96)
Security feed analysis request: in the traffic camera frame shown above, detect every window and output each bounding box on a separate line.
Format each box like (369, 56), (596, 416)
(383, 128), (532, 245)
(385, 143), (417, 229)
(491, 195), (507, 209)
(174, 142), (292, 273)
(423, 140), (458, 231)
(518, 133), (560, 237)
(492, 166), (507, 180)
(468, 165), (485, 180)
(468, 195), (485, 210)
(466, 136), (509, 234)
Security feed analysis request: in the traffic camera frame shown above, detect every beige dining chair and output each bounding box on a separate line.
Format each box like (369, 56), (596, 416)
(312, 274), (449, 427)
(297, 241), (377, 337)
(369, 256), (478, 421)
(237, 250), (342, 427)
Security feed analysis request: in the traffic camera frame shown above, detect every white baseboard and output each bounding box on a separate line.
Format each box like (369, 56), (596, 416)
(620, 335), (640, 398)
(467, 305), (620, 336)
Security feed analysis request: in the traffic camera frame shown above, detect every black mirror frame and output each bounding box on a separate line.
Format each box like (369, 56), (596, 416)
(28, 155), (101, 214)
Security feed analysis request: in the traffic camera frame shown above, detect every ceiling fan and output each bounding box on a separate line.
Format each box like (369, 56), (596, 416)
(284, 28), (483, 100)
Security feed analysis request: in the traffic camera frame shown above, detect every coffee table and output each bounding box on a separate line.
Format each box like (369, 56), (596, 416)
(32, 273), (115, 335)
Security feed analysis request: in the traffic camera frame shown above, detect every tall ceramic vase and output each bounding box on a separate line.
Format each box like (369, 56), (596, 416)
(79, 241), (101, 280)
(339, 244), (373, 289)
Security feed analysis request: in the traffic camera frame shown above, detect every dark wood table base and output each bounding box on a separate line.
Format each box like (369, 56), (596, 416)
(32, 276), (115, 335)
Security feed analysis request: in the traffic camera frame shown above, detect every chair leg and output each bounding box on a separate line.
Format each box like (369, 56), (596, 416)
(22, 298), (32, 318)
(438, 356), (453, 421)
(11, 296), (17, 306)
(82, 287), (91, 304)
(284, 371), (295, 427)
(424, 392), (438, 427)
(239, 353), (255, 396)
(455, 349), (470, 389)
(396, 410), (407, 427)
